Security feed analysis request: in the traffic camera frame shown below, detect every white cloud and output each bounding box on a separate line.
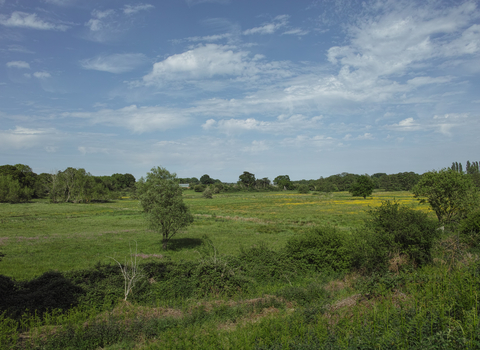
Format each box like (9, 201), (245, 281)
(33, 71), (51, 78)
(407, 76), (452, 86)
(388, 118), (421, 131)
(85, 9), (115, 32)
(0, 126), (59, 149)
(142, 44), (291, 86)
(201, 114), (323, 135)
(243, 15), (289, 35)
(123, 4), (154, 15)
(282, 28), (309, 36)
(0, 11), (68, 30)
(6, 61), (30, 69)
(65, 105), (190, 133)
(80, 53), (148, 73)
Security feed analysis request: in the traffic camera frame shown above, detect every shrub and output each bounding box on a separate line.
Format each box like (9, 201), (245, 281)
(458, 209), (480, 246)
(238, 243), (296, 283)
(297, 184), (310, 194)
(350, 200), (439, 273)
(285, 226), (351, 272)
(194, 184), (205, 192)
(202, 186), (213, 199)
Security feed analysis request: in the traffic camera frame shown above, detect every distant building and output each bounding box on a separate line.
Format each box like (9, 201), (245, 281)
(179, 184), (189, 188)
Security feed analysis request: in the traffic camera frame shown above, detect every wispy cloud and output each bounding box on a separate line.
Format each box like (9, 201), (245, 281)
(65, 105), (191, 133)
(6, 61), (30, 69)
(0, 11), (68, 30)
(123, 4), (154, 15)
(282, 28), (309, 36)
(80, 53), (148, 73)
(33, 71), (51, 79)
(243, 15), (289, 35)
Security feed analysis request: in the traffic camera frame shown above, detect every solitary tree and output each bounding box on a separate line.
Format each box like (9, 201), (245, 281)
(349, 175), (375, 199)
(137, 166), (194, 250)
(412, 168), (479, 224)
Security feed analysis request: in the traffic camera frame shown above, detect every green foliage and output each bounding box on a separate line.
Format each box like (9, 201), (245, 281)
(239, 171), (256, 189)
(274, 175), (293, 190)
(349, 174), (375, 199)
(458, 209), (480, 246)
(200, 174), (215, 185)
(413, 168), (479, 224)
(297, 184), (310, 194)
(277, 283), (330, 307)
(351, 200), (439, 273)
(202, 186), (213, 199)
(137, 166), (194, 250)
(238, 243), (296, 283)
(377, 171), (421, 191)
(194, 184), (205, 192)
(285, 226), (351, 272)
(0, 175), (34, 203)
(48, 167), (110, 203)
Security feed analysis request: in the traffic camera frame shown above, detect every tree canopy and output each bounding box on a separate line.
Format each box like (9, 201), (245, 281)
(274, 175), (293, 190)
(349, 175), (375, 199)
(412, 168), (479, 224)
(239, 171), (256, 188)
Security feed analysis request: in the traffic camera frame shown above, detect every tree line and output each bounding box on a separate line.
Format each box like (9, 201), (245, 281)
(0, 164), (135, 204)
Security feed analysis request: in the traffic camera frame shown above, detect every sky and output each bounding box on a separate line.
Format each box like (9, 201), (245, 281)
(1, 0), (479, 182)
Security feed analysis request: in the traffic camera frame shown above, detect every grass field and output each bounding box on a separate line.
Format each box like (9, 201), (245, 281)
(0, 190), (429, 280)
(3, 190), (478, 349)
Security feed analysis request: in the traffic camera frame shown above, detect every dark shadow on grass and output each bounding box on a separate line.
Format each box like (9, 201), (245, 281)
(167, 238), (203, 251)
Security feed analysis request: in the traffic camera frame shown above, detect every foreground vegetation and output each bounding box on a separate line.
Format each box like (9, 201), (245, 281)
(1, 190), (480, 349)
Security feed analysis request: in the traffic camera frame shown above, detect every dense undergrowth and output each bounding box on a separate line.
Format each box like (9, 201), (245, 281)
(1, 201), (480, 349)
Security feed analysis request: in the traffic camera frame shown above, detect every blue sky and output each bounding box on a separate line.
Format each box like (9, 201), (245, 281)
(1, 0), (479, 182)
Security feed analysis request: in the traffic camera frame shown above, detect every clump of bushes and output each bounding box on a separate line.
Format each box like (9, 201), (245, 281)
(202, 186), (213, 199)
(285, 226), (352, 273)
(351, 200), (439, 273)
(458, 209), (480, 247)
(194, 184), (205, 192)
(297, 184), (310, 194)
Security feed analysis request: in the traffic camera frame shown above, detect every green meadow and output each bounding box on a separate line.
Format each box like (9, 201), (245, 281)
(0, 191), (426, 280)
(2, 191), (479, 349)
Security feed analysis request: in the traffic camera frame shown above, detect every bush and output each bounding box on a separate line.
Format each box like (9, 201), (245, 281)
(238, 243), (296, 283)
(194, 184), (205, 192)
(350, 200), (439, 273)
(202, 186), (213, 199)
(458, 209), (480, 246)
(297, 184), (310, 194)
(285, 226), (351, 272)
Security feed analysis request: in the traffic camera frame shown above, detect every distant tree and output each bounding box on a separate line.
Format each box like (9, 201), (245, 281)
(137, 166), (194, 250)
(239, 171), (256, 188)
(413, 168), (479, 224)
(349, 175), (375, 199)
(48, 167), (109, 203)
(200, 174), (215, 185)
(274, 175), (293, 190)
(0, 175), (34, 203)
